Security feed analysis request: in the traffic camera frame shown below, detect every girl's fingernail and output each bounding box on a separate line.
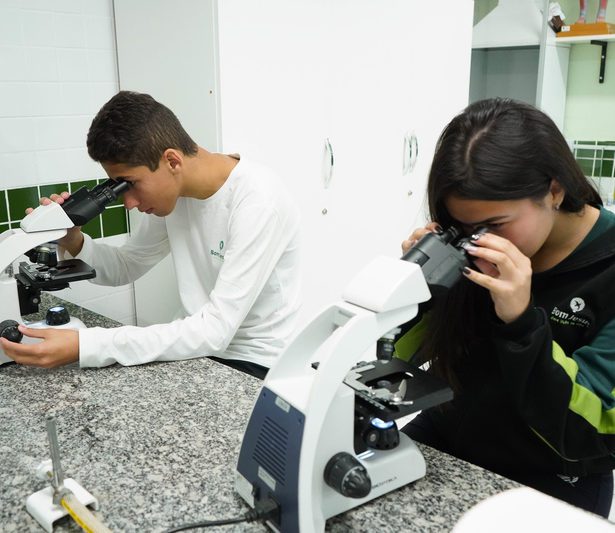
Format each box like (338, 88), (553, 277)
(471, 232), (484, 241)
(461, 242), (477, 252)
(462, 266), (471, 275)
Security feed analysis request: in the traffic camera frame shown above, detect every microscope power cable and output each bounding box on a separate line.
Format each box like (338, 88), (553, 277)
(163, 498), (279, 532)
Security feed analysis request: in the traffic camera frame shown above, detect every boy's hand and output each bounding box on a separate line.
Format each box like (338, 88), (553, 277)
(0, 326), (79, 368)
(26, 192), (85, 256)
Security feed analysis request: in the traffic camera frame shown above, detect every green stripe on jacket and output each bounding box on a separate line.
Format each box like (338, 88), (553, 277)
(394, 315), (429, 362)
(553, 339), (615, 434)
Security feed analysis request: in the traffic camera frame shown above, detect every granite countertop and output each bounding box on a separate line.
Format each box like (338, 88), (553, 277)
(1, 296), (519, 532)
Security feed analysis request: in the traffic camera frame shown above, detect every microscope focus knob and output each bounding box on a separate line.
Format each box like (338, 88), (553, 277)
(45, 306), (70, 326)
(0, 320), (23, 343)
(324, 452), (371, 498)
(364, 418), (400, 450)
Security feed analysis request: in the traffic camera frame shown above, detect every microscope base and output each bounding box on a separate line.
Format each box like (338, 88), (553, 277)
(0, 275), (87, 365)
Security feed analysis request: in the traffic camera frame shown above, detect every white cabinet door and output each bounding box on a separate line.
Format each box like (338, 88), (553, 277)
(218, 0), (473, 323)
(113, 0), (220, 150)
(326, 0), (473, 318)
(114, 0), (218, 325)
(115, 0), (474, 327)
(217, 0), (334, 322)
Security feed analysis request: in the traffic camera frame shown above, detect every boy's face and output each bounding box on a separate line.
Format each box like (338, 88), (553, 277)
(101, 159), (180, 217)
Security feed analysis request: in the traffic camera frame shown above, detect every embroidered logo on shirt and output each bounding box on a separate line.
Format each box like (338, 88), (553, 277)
(550, 305), (590, 328)
(210, 240), (225, 261)
(570, 297), (585, 313)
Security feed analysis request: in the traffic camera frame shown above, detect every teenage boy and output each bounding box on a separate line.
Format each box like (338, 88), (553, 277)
(0, 91), (302, 378)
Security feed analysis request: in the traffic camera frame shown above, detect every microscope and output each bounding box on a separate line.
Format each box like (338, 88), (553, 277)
(0, 179), (130, 364)
(236, 227), (487, 532)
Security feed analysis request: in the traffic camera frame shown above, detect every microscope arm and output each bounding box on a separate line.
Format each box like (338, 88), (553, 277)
(0, 202), (73, 273)
(236, 229), (472, 531)
(266, 256), (431, 398)
(253, 256), (431, 531)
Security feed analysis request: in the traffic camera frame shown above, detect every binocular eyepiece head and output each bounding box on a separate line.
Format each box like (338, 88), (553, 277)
(61, 178), (131, 227)
(424, 225), (488, 249)
(449, 225), (489, 253)
(402, 225), (489, 290)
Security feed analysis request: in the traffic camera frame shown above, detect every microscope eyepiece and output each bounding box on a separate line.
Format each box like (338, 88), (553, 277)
(61, 178), (131, 227)
(438, 226), (461, 244)
(401, 225), (489, 290)
(93, 178), (131, 200)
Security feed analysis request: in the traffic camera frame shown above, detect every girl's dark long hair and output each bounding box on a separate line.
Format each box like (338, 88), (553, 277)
(422, 98), (601, 390)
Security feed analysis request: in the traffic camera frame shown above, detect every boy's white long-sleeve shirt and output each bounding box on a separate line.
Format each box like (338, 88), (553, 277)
(73, 158), (302, 368)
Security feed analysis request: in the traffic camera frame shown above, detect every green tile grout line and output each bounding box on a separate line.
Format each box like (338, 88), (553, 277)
(1, 190), (9, 225)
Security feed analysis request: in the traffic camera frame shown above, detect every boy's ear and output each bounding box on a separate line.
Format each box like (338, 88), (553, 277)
(163, 149), (182, 171)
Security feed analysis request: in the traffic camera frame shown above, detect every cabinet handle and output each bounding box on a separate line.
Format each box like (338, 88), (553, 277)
(402, 132), (418, 175)
(323, 137), (335, 188)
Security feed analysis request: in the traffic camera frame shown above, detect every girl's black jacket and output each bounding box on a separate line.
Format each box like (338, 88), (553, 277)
(395, 208), (615, 479)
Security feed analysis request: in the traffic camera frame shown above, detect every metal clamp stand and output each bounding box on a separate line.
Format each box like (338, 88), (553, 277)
(26, 416), (100, 533)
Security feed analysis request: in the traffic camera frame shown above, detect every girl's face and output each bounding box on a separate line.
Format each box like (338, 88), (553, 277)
(444, 194), (558, 259)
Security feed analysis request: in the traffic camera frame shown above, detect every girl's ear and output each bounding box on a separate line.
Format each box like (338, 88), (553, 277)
(549, 178), (565, 208)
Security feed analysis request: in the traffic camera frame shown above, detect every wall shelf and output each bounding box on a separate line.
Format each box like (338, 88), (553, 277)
(556, 33), (615, 43)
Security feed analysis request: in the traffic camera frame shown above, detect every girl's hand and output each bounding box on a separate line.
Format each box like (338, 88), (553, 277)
(401, 222), (442, 255)
(461, 232), (532, 324)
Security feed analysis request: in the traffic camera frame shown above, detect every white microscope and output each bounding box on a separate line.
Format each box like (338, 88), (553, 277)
(236, 227), (487, 532)
(0, 179), (130, 364)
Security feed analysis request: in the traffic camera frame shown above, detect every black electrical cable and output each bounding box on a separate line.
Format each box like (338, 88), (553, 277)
(162, 511), (257, 532)
(163, 500), (278, 532)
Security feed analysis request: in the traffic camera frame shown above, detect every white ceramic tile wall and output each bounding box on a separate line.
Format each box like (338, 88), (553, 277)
(0, 0), (117, 189)
(0, 0), (136, 325)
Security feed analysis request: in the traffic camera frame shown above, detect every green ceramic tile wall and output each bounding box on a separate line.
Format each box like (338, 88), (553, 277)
(0, 180), (128, 239)
(7, 187), (40, 221)
(0, 190), (7, 223)
(101, 207), (128, 236)
(70, 180), (98, 195)
(82, 217), (103, 239)
(39, 183), (68, 199)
